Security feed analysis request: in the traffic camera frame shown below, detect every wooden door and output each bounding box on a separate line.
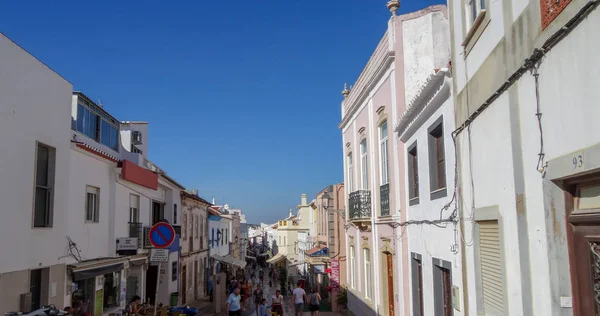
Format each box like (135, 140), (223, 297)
(441, 268), (452, 316)
(181, 266), (187, 304)
(194, 260), (199, 300)
(566, 177), (600, 316)
(386, 253), (395, 315)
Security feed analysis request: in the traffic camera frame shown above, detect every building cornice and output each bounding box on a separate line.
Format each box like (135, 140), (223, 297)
(395, 69), (452, 142)
(339, 31), (395, 129)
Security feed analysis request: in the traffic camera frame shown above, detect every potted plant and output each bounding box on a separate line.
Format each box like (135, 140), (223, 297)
(336, 287), (348, 311)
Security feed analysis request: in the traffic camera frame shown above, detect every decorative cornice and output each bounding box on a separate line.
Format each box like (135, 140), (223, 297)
(339, 30), (395, 129)
(358, 127), (366, 134)
(72, 141), (120, 163)
(395, 68), (452, 140)
(376, 105), (386, 115)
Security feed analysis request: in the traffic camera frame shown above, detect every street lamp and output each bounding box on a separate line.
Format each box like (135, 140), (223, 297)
(321, 191), (345, 220)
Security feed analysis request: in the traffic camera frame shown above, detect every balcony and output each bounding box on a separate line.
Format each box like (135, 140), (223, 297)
(380, 183), (390, 216)
(128, 222), (143, 249)
(349, 190), (372, 230)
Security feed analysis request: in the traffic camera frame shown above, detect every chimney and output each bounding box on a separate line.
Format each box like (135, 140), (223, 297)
(289, 209), (293, 217)
(301, 194), (307, 206)
(212, 197), (215, 205)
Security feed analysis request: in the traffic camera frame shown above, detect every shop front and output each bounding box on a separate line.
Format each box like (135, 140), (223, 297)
(69, 258), (128, 316)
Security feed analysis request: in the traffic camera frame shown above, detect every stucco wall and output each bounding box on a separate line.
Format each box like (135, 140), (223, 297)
(0, 33), (73, 274)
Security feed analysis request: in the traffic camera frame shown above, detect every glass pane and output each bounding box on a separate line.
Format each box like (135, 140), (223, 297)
(34, 187), (48, 226)
(360, 140), (367, 154)
(36, 145), (49, 186)
(471, 0), (478, 23)
(89, 113), (98, 140)
(77, 104), (85, 133)
(380, 121), (387, 139)
(578, 185), (600, 210)
(110, 126), (118, 151)
(101, 120), (111, 148)
(480, 0), (486, 10)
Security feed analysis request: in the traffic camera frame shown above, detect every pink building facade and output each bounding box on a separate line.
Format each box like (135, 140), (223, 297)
(340, 4), (449, 316)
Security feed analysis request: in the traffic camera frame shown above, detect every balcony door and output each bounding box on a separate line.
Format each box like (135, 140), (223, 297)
(152, 201), (164, 225)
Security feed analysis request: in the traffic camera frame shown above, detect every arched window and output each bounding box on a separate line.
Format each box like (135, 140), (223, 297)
(360, 140), (368, 190)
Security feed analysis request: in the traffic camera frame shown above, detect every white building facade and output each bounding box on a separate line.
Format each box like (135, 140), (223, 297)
(0, 33), (74, 312)
(395, 69), (462, 316)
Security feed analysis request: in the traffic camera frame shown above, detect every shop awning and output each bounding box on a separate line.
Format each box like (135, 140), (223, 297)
(128, 254), (148, 266)
(306, 256), (329, 265)
(69, 257), (128, 281)
(210, 254), (247, 269)
(306, 246), (329, 257)
(267, 253), (286, 264)
(289, 260), (305, 267)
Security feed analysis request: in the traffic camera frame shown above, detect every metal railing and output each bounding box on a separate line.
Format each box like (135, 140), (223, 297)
(128, 222), (143, 249)
(380, 183), (390, 216)
(349, 190), (372, 220)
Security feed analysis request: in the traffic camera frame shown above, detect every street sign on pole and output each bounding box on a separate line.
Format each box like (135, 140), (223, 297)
(148, 222), (176, 249)
(148, 222), (175, 316)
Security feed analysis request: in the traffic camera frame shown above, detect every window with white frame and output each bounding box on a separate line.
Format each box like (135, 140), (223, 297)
(360, 140), (368, 190)
(33, 142), (55, 227)
(85, 186), (99, 223)
(379, 121), (389, 185)
(364, 248), (372, 299)
(349, 246), (356, 288)
(75, 102), (120, 151)
(347, 153), (353, 192)
(466, 0), (486, 29)
(129, 194), (140, 223)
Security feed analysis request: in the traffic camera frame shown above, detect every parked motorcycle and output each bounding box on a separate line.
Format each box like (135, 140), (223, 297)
(5, 305), (68, 316)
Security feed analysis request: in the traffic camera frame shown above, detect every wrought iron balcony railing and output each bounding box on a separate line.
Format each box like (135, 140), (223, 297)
(128, 222), (143, 249)
(380, 183), (390, 216)
(349, 190), (372, 220)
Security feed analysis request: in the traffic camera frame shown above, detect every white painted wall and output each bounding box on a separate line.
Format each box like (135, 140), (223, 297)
(0, 33), (73, 273)
(402, 87), (463, 316)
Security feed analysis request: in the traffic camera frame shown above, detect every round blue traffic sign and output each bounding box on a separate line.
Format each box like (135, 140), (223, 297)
(149, 222), (176, 248)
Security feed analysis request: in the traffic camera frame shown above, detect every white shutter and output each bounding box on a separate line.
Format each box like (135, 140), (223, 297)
(478, 220), (504, 315)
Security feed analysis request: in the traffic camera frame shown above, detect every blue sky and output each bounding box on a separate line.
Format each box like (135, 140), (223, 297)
(1, 0), (443, 224)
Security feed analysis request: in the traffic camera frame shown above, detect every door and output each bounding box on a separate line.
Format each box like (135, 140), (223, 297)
(566, 177), (600, 315)
(181, 265), (187, 304)
(194, 260), (199, 300)
(386, 253), (395, 315)
(441, 267), (452, 316)
(152, 201), (164, 225)
(30, 269), (42, 310)
(145, 265), (158, 304)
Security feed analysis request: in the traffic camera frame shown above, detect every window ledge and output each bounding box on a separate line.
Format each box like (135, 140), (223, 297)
(462, 10), (490, 54)
(409, 197), (420, 206)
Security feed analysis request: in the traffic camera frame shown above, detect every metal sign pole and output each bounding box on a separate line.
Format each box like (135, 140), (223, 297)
(154, 261), (161, 316)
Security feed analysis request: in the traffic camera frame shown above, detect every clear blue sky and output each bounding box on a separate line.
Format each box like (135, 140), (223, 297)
(1, 0), (443, 224)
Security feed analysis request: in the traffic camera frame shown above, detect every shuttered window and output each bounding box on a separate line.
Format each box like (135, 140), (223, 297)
(478, 220), (504, 315)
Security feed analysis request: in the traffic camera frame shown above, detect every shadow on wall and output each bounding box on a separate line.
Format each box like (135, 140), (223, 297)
(271, 240), (278, 255)
(346, 290), (377, 316)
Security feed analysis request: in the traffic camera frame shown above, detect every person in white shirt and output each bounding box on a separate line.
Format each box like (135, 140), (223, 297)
(291, 281), (306, 316)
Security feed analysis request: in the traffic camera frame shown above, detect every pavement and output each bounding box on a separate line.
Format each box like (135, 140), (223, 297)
(195, 267), (341, 316)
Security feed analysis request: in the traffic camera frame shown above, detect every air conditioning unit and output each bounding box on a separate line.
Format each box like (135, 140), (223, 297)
(132, 131), (143, 144)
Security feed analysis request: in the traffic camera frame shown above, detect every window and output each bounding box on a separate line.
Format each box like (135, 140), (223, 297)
(411, 253), (424, 316)
(76, 104), (99, 140)
(75, 102), (120, 151)
(195, 215), (199, 239)
(433, 259), (453, 316)
(360, 140), (368, 190)
(211, 228), (215, 248)
(131, 145), (142, 154)
(347, 153), (353, 192)
(349, 246), (356, 288)
(100, 120), (119, 151)
(173, 204), (178, 224)
(103, 271), (122, 311)
(34, 143), (55, 227)
(200, 217), (204, 248)
(225, 229), (228, 244)
(428, 118), (446, 197)
(466, 0), (486, 28)
(379, 121), (389, 185)
(172, 261), (177, 282)
(182, 214), (187, 238)
(221, 229), (224, 246)
(85, 186), (99, 222)
(477, 220), (504, 315)
(129, 194), (140, 223)
(408, 142), (419, 203)
(364, 248), (372, 299)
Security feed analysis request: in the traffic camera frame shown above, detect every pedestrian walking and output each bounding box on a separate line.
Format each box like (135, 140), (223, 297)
(271, 290), (284, 316)
(308, 288), (321, 315)
(291, 281), (307, 316)
(253, 284), (264, 314)
(226, 288), (242, 316)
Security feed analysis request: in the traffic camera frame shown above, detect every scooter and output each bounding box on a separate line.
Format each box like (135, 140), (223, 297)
(5, 305), (68, 316)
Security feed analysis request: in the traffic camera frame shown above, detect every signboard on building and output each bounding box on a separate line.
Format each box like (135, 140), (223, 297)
(116, 238), (138, 256)
(313, 265), (325, 274)
(331, 259), (340, 289)
(150, 248), (169, 262)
